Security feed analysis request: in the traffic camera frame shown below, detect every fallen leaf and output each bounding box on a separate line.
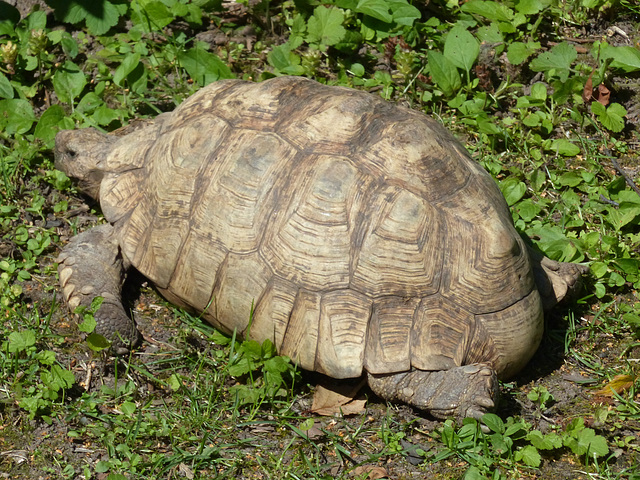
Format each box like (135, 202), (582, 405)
(594, 375), (635, 396)
(582, 73), (593, 103)
(594, 83), (610, 106)
(352, 465), (388, 479)
(311, 378), (367, 416)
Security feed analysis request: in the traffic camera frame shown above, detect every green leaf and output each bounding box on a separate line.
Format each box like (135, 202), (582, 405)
(529, 42), (577, 81)
(565, 427), (609, 458)
(8, 330), (36, 353)
(0, 99), (36, 135)
(515, 445), (541, 467)
(48, 0), (121, 35)
(34, 105), (66, 142)
(444, 25), (479, 74)
(355, 0), (393, 23)
(0, 72), (14, 99)
(45, 365), (75, 391)
(177, 47), (234, 86)
(86, 333), (111, 351)
(601, 45), (640, 73)
(527, 430), (563, 450)
(36, 350), (56, 366)
(52, 60), (87, 104)
(550, 138), (580, 156)
(389, 0), (421, 26)
(507, 41), (540, 65)
(461, 0), (515, 22)
(78, 315), (96, 334)
(591, 102), (626, 133)
(427, 50), (461, 97)
(514, 199), (541, 222)
(499, 177), (527, 206)
(113, 53), (141, 87)
(136, 0), (174, 30)
(120, 401), (136, 415)
(481, 413), (504, 433)
(268, 43), (304, 75)
(515, 0), (547, 14)
(306, 6), (346, 47)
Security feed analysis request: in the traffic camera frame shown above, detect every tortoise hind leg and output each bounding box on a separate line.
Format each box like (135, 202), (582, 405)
(57, 224), (140, 353)
(367, 364), (499, 422)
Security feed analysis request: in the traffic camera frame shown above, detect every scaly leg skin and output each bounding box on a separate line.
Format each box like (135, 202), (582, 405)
(57, 223), (140, 354)
(367, 364), (499, 423)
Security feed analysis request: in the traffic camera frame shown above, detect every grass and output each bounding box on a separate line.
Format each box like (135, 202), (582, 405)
(1, 0), (640, 478)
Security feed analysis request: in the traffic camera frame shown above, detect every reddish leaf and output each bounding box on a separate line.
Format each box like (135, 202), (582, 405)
(352, 465), (388, 479)
(582, 73), (593, 103)
(594, 83), (611, 106)
(311, 379), (367, 416)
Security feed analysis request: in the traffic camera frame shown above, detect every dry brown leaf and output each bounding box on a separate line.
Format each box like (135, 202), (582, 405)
(594, 374), (636, 396)
(311, 379), (367, 416)
(582, 73), (593, 103)
(594, 83), (611, 106)
(352, 465), (388, 479)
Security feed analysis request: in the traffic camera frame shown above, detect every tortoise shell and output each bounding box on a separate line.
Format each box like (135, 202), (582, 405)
(96, 76), (542, 380)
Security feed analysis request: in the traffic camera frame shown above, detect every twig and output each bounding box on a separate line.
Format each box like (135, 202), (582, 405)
(610, 156), (640, 198)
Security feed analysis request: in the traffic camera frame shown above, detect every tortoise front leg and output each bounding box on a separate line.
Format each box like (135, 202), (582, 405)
(57, 224), (140, 353)
(367, 364), (499, 422)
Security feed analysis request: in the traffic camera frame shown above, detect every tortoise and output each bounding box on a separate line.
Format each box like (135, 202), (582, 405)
(55, 76), (586, 421)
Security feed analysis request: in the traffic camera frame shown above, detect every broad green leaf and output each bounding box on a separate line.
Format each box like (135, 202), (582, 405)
(591, 102), (626, 133)
(481, 413), (504, 434)
(529, 42), (577, 81)
(113, 53), (141, 86)
(0, 99), (36, 134)
(92, 105), (121, 126)
(36, 350), (56, 366)
(52, 60), (87, 104)
(461, 0), (514, 22)
(34, 104), (66, 142)
(355, 0), (393, 23)
(550, 138), (580, 156)
(463, 466), (489, 480)
(515, 445), (541, 467)
(120, 401), (136, 415)
(307, 6), (346, 47)
(515, 199), (541, 222)
(590, 261), (608, 278)
(557, 171), (583, 187)
(444, 25), (479, 74)
(8, 330), (36, 353)
(27, 10), (47, 30)
(565, 427), (609, 458)
(0, 72), (14, 99)
(601, 45), (640, 73)
(389, 0), (421, 26)
(530, 82), (547, 101)
(515, 0), (548, 14)
(507, 41), (540, 65)
(45, 365), (75, 391)
(527, 430), (563, 450)
(499, 177), (527, 206)
(178, 47), (234, 86)
(137, 0), (174, 30)
(427, 50), (461, 97)
(86, 333), (111, 351)
(49, 0), (122, 35)
(268, 43), (304, 75)
(527, 224), (583, 262)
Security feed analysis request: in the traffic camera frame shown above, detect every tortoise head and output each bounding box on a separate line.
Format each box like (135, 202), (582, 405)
(55, 128), (117, 200)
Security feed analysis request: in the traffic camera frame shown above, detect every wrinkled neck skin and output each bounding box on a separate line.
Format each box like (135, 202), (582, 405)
(54, 128), (118, 200)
